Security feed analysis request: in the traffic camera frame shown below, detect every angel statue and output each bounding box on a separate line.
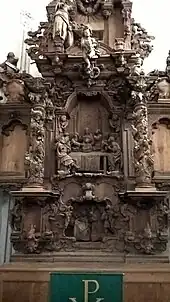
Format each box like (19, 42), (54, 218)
(53, 0), (74, 49)
(81, 26), (100, 76)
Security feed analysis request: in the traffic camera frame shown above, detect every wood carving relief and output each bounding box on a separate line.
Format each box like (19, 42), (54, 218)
(0, 121), (27, 175)
(0, 0), (168, 263)
(25, 106), (45, 186)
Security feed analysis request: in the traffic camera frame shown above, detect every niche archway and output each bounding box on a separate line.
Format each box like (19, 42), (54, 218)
(65, 92), (113, 135)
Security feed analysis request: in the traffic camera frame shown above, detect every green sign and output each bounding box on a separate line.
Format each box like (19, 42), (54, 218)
(49, 272), (123, 302)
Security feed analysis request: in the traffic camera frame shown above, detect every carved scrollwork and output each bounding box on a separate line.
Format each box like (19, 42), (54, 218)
(124, 198), (169, 255)
(25, 105), (45, 186)
(105, 76), (131, 103)
(132, 103), (154, 187)
(49, 78), (73, 107)
(131, 20), (154, 60)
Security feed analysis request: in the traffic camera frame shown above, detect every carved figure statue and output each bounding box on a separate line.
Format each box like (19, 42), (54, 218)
(109, 113), (120, 134)
(43, 203), (57, 235)
(0, 52), (19, 73)
(82, 127), (94, 152)
(74, 210), (90, 241)
(11, 200), (22, 232)
(107, 135), (122, 172)
(53, 0), (74, 49)
(132, 54), (144, 76)
(58, 114), (69, 133)
(101, 204), (112, 235)
(26, 224), (39, 253)
(93, 129), (102, 151)
(56, 133), (79, 174)
(71, 133), (81, 151)
(81, 27), (100, 76)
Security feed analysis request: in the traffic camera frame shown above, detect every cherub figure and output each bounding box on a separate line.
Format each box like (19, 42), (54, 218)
(81, 27), (100, 73)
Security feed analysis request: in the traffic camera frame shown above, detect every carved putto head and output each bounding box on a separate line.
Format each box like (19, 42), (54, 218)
(31, 108), (44, 121)
(82, 26), (92, 38)
(60, 114), (67, 122)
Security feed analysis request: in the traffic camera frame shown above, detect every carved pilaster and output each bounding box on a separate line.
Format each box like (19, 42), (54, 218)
(132, 102), (154, 187)
(131, 77), (154, 188)
(25, 104), (46, 187)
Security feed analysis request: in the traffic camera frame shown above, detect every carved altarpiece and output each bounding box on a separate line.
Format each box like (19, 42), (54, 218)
(0, 0), (169, 263)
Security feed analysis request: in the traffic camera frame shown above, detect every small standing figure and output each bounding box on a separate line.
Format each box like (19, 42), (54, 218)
(132, 54), (144, 76)
(26, 224), (39, 253)
(93, 129), (102, 151)
(74, 210), (90, 241)
(82, 127), (94, 152)
(107, 135), (122, 172)
(101, 204), (111, 235)
(81, 27), (100, 75)
(58, 114), (68, 134)
(109, 113), (120, 134)
(53, 0), (74, 49)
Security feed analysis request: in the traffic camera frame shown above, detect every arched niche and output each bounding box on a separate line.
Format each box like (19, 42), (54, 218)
(0, 120), (28, 176)
(152, 118), (170, 174)
(65, 92), (112, 135)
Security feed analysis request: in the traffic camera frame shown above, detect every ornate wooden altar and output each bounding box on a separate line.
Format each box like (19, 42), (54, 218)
(0, 0), (169, 263)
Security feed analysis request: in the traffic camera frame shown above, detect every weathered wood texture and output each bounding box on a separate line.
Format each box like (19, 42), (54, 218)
(0, 123), (27, 175)
(1, 264), (170, 302)
(152, 118), (170, 173)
